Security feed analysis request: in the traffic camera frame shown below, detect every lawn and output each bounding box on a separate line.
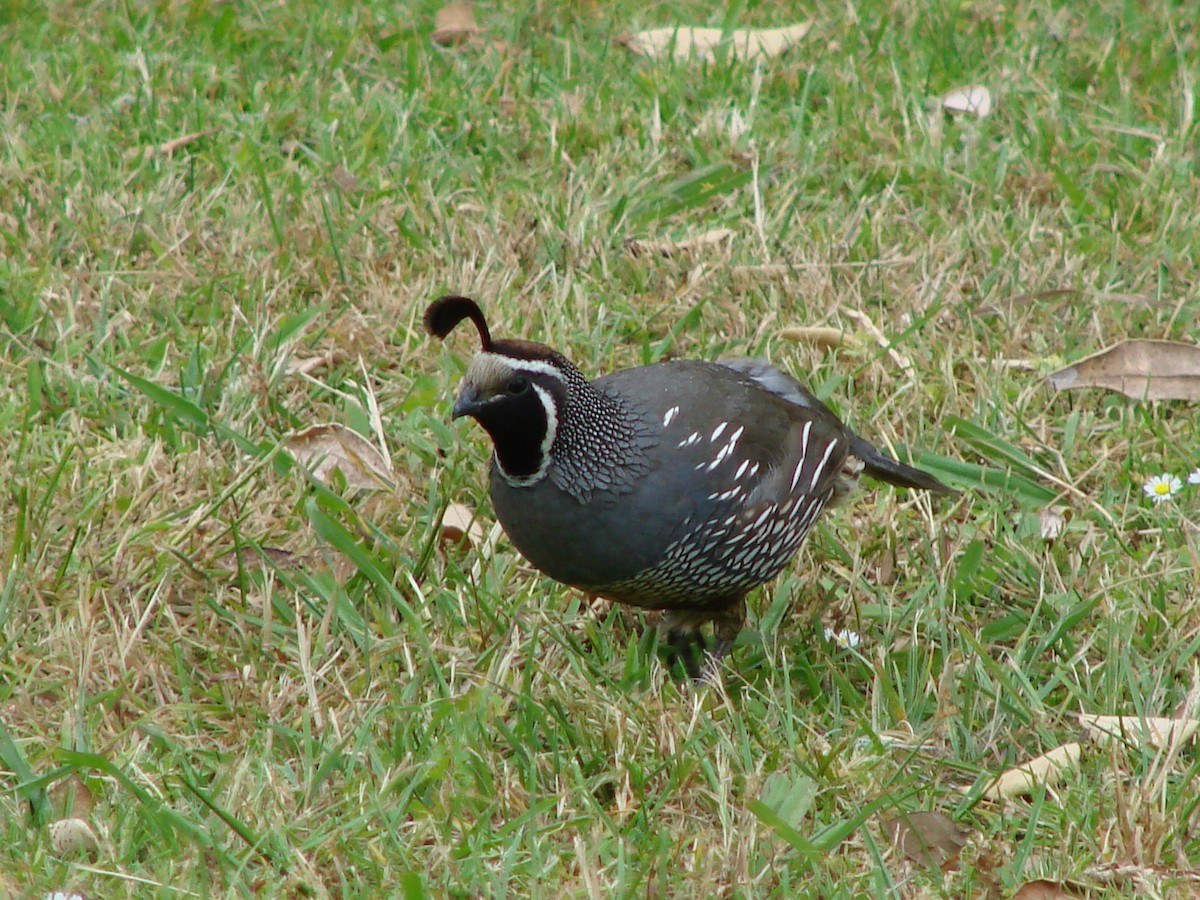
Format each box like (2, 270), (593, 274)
(2, 0), (1199, 896)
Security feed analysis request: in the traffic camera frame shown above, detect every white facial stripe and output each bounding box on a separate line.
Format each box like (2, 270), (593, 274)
(472, 351), (567, 385)
(532, 384), (558, 456)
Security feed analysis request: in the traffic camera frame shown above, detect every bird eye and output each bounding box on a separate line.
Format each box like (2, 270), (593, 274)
(507, 375), (530, 395)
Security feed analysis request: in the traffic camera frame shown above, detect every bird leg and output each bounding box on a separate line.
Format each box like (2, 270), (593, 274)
(663, 598), (746, 680)
(709, 598), (746, 658)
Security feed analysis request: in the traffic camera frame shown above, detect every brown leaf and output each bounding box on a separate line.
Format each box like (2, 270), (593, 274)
(1077, 714), (1200, 749)
(285, 424), (393, 490)
(776, 326), (861, 351)
(286, 349), (349, 376)
(1012, 880), (1085, 899)
(982, 742), (1080, 800)
(440, 502), (485, 548)
(50, 775), (96, 818)
(883, 810), (971, 870)
(331, 165), (363, 193)
(126, 129), (215, 162)
(432, 2), (483, 46)
(620, 24), (811, 61)
(625, 228), (734, 258)
(1046, 339), (1200, 401)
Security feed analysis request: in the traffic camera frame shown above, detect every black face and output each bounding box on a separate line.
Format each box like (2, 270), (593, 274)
(455, 370), (564, 483)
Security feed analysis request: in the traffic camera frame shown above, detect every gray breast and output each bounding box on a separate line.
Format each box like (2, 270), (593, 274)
(489, 359), (849, 608)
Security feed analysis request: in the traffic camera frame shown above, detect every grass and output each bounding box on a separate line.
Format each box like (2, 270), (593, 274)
(2, 0), (1199, 895)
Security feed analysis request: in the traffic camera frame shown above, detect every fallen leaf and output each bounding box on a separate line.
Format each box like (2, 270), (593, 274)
(776, 326), (861, 350)
(620, 23), (811, 61)
(285, 424), (393, 490)
(440, 502), (484, 548)
(50, 775), (95, 818)
(1077, 714), (1200, 749)
(331, 165), (362, 193)
(943, 85), (993, 117)
(126, 129), (215, 162)
(1046, 340), (1200, 401)
(431, 2), (483, 46)
(1011, 880), (1084, 900)
(982, 742), (1081, 800)
(286, 349), (349, 376)
(48, 818), (100, 857)
(883, 810), (971, 870)
(625, 228), (734, 258)
(1039, 505), (1068, 541)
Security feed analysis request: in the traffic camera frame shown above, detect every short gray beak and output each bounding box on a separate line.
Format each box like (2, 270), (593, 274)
(451, 386), (481, 420)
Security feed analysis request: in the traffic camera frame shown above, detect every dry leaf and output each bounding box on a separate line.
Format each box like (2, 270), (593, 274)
(883, 811), (971, 870)
(440, 502), (484, 548)
(776, 326), (861, 350)
(1012, 880), (1084, 900)
(126, 129), (214, 162)
(943, 85), (993, 117)
(432, 2), (483, 46)
(1046, 340), (1200, 401)
(286, 349), (348, 376)
(625, 228), (734, 258)
(1077, 714), (1200, 749)
(1039, 505), (1068, 541)
(285, 424), (393, 490)
(49, 818), (100, 857)
(331, 165), (362, 193)
(50, 775), (95, 818)
(621, 24), (811, 61)
(982, 742), (1081, 800)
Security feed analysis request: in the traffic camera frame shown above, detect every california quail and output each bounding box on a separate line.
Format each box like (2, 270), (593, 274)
(426, 295), (955, 676)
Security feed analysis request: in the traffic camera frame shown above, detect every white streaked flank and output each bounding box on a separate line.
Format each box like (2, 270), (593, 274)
(810, 438), (839, 490)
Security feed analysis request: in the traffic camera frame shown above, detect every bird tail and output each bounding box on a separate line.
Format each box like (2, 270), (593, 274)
(850, 435), (957, 495)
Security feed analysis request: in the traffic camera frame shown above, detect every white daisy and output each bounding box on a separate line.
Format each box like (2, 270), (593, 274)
(1143, 473), (1182, 504)
(1188, 469), (1200, 486)
(824, 627), (862, 649)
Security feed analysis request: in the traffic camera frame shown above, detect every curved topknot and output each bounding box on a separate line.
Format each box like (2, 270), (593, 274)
(424, 295), (492, 350)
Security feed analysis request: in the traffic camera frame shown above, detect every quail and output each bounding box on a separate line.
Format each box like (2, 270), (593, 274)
(425, 295), (955, 675)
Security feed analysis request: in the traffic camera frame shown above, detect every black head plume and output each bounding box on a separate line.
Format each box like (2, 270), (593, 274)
(424, 295), (492, 351)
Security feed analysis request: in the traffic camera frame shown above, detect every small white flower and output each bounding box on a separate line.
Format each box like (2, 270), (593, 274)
(1143, 473), (1182, 504)
(1189, 468), (1200, 486)
(824, 627), (862, 649)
